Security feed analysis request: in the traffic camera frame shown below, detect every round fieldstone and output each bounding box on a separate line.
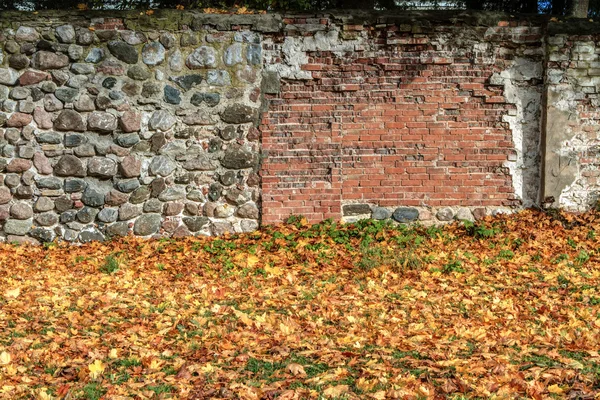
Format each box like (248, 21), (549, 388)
(55, 25), (76, 43)
(107, 41), (139, 64)
(191, 92), (220, 107)
(221, 144), (258, 169)
(0, 67), (19, 85)
(219, 126), (238, 141)
(183, 216), (209, 232)
(159, 32), (176, 49)
(64, 178), (87, 193)
(143, 198), (162, 213)
(106, 221), (129, 237)
(79, 229), (105, 243)
(35, 176), (63, 189)
(88, 157), (118, 179)
(120, 156), (141, 178)
(85, 48), (105, 63)
(31, 51), (69, 70)
(10, 203), (33, 220)
(455, 208), (475, 222)
(134, 213), (162, 236)
(149, 156), (176, 177)
(240, 219), (259, 232)
(105, 190), (129, 206)
(169, 49), (184, 72)
(16, 26), (39, 42)
(4, 219), (33, 235)
(54, 110), (85, 132)
(34, 197), (54, 212)
(115, 179), (140, 193)
(130, 186), (150, 204)
(212, 221), (234, 236)
(343, 204), (372, 217)
(220, 171), (237, 186)
(372, 207), (392, 220)
(118, 204), (142, 221)
(35, 212), (59, 226)
(119, 111), (141, 132)
(169, 74), (203, 91)
(55, 155), (85, 177)
(82, 186), (105, 207)
(55, 87), (79, 103)
(71, 63), (95, 75)
(88, 111), (117, 133)
(392, 207), (420, 223)
(7, 159), (32, 173)
(436, 207), (454, 221)
(0, 187), (12, 204)
(182, 154), (217, 171)
(142, 42), (165, 65)
(115, 133), (140, 148)
(186, 46), (217, 69)
(148, 110), (176, 131)
(236, 203), (259, 219)
(206, 70), (231, 86)
(55, 196), (74, 213)
(30, 228), (55, 243)
(126, 65), (150, 81)
(98, 208), (118, 223)
(164, 85), (181, 104)
(158, 187), (185, 202)
(77, 207), (99, 224)
(220, 104), (257, 124)
(68, 44), (83, 61)
(224, 43), (243, 66)
(9, 54), (30, 70)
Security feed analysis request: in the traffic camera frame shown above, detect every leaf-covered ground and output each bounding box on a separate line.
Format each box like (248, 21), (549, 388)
(1, 210), (599, 399)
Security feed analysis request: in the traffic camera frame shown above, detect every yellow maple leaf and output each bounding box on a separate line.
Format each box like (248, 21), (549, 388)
(0, 351), (11, 365)
(88, 359), (105, 379)
(247, 255), (259, 268)
(4, 287), (20, 299)
(548, 385), (563, 394)
(109, 349), (118, 359)
(265, 265), (283, 276)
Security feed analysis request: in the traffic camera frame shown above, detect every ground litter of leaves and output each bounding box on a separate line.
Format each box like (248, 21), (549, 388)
(1, 210), (600, 400)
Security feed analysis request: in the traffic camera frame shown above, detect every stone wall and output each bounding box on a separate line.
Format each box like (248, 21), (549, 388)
(0, 11), (269, 243)
(1, 10), (600, 243)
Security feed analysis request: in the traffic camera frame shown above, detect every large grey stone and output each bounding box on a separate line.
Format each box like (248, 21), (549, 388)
(169, 49), (184, 72)
(220, 104), (257, 124)
(206, 70), (231, 86)
(0, 68), (19, 86)
(35, 176), (63, 189)
(148, 110), (176, 131)
(149, 156), (176, 177)
(436, 207), (454, 221)
(88, 111), (117, 133)
(133, 214), (162, 236)
(79, 228), (105, 243)
(35, 212), (59, 226)
(31, 51), (69, 70)
(164, 85), (181, 104)
(221, 144), (258, 169)
(77, 207), (99, 224)
(372, 207), (392, 220)
(54, 155), (85, 177)
(34, 197), (54, 212)
(127, 65), (151, 80)
(15, 26), (39, 42)
(55, 87), (79, 103)
(4, 219), (33, 235)
(71, 63), (95, 75)
(169, 74), (203, 91)
(158, 187), (185, 201)
(107, 41), (139, 64)
(30, 228), (55, 243)
(455, 208), (475, 222)
(54, 110), (85, 132)
(55, 25), (75, 43)
(98, 208), (118, 223)
(142, 42), (166, 65)
(106, 221), (129, 237)
(392, 207), (419, 223)
(81, 186), (105, 207)
(224, 43), (243, 66)
(183, 216), (209, 232)
(88, 157), (118, 179)
(85, 48), (105, 63)
(10, 203), (33, 220)
(186, 46), (217, 69)
(119, 203), (143, 220)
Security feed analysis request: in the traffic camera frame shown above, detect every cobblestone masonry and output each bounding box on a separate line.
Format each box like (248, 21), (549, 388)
(0, 10), (598, 243)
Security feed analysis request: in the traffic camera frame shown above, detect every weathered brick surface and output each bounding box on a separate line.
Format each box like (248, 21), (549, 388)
(260, 15), (544, 224)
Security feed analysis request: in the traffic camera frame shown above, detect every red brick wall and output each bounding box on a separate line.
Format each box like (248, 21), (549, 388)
(260, 17), (542, 224)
